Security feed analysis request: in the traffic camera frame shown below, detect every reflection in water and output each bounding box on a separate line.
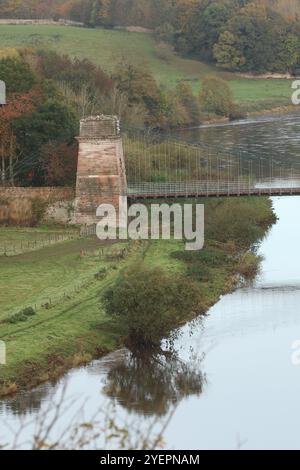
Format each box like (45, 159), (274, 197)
(0, 348), (206, 449)
(0, 386), (53, 417)
(103, 351), (206, 417)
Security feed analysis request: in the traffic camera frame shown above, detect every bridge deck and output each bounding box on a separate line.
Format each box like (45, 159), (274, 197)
(127, 180), (300, 199)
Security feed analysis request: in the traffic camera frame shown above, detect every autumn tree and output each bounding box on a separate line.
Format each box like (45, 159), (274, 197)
(213, 31), (246, 70)
(13, 95), (77, 184)
(173, 81), (201, 125)
(0, 89), (40, 185)
(113, 62), (163, 127)
(0, 56), (37, 93)
(40, 141), (78, 186)
(34, 50), (112, 95)
(199, 75), (234, 117)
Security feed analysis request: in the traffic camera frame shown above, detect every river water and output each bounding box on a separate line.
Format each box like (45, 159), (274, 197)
(180, 112), (300, 168)
(1, 115), (300, 450)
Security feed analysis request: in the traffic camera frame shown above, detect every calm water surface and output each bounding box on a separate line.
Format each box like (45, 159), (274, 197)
(180, 113), (300, 166)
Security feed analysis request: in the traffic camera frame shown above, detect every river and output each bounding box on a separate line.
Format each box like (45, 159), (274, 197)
(1, 115), (300, 450)
(179, 112), (300, 169)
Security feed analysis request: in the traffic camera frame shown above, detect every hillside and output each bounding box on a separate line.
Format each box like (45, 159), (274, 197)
(0, 25), (293, 111)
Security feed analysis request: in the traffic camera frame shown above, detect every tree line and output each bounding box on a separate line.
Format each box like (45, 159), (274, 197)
(1, 48), (233, 187)
(1, 1), (299, 73)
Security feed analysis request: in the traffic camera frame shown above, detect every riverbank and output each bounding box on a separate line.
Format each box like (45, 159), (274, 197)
(200, 104), (299, 126)
(0, 197), (276, 398)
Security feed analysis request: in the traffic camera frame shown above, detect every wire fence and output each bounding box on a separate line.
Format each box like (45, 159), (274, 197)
(0, 224), (108, 257)
(1, 240), (144, 327)
(0, 231), (80, 257)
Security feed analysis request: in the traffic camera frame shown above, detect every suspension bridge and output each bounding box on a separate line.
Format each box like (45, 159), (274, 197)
(123, 130), (300, 200)
(2, 114), (300, 228)
(74, 115), (300, 225)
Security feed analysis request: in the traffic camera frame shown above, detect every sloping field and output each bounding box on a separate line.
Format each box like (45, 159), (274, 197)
(0, 24), (293, 109)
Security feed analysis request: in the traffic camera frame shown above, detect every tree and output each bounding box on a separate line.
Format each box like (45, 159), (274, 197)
(40, 141), (78, 186)
(0, 89), (40, 185)
(13, 95), (78, 184)
(35, 50), (113, 96)
(104, 264), (201, 349)
(113, 62), (163, 127)
(90, 0), (101, 26)
(213, 2), (300, 72)
(199, 75), (234, 117)
(213, 31), (246, 70)
(0, 56), (37, 93)
(173, 81), (201, 125)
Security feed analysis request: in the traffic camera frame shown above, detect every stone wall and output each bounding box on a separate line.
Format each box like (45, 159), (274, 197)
(0, 187), (74, 201)
(0, 187), (75, 226)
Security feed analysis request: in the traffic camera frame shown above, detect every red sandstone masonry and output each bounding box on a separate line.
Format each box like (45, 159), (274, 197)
(74, 116), (127, 226)
(0, 116), (127, 227)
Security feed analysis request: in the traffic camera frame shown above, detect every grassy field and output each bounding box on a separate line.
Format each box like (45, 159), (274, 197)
(0, 226), (79, 256)
(0, 232), (129, 317)
(0, 24), (293, 110)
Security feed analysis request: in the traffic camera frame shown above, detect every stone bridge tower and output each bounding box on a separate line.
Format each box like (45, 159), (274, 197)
(74, 115), (127, 225)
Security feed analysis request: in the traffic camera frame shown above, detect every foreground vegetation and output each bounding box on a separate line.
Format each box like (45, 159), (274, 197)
(0, 197), (276, 397)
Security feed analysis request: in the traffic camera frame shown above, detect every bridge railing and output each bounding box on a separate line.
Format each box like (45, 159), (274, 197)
(127, 177), (300, 198)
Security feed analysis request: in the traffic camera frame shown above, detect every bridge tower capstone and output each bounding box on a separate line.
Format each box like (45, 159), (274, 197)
(74, 115), (127, 225)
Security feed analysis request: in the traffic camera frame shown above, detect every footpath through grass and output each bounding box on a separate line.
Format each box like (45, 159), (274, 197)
(0, 25), (293, 111)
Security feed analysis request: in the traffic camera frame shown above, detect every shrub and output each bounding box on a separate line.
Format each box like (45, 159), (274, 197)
(173, 248), (228, 267)
(104, 264), (201, 350)
(173, 81), (201, 125)
(172, 248), (230, 282)
(4, 307), (36, 324)
(199, 75), (235, 117)
(186, 263), (211, 282)
(31, 198), (48, 226)
(235, 252), (262, 280)
(95, 268), (108, 280)
(205, 198), (276, 248)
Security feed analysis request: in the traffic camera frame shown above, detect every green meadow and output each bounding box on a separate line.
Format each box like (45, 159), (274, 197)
(0, 24), (293, 110)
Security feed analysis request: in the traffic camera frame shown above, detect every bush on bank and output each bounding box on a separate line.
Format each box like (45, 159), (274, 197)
(104, 263), (201, 350)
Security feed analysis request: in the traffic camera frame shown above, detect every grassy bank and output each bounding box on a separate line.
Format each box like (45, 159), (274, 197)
(0, 25), (293, 112)
(0, 197), (276, 397)
(0, 235), (143, 395)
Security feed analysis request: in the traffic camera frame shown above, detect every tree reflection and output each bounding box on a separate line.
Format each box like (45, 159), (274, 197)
(103, 350), (206, 417)
(0, 384), (56, 416)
